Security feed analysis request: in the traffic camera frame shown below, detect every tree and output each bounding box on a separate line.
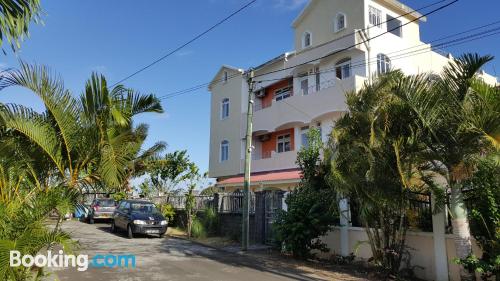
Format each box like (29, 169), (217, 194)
(0, 63), (163, 192)
(146, 150), (193, 195)
(0, 0), (42, 51)
(275, 128), (337, 259)
(395, 54), (500, 280)
(327, 71), (438, 276)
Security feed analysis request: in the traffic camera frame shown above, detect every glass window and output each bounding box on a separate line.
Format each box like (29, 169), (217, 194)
(275, 86), (292, 101)
(221, 98), (229, 119)
(302, 32), (311, 48)
(369, 6), (382, 27)
(220, 140), (229, 162)
(277, 134), (291, 153)
(315, 67), (321, 92)
(377, 54), (391, 75)
(335, 58), (351, 80)
(301, 127), (309, 148)
(300, 78), (309, 96)
(223, 71), (228, 83)
(387, 15), (402, 37)
(335, 13), (346, 31)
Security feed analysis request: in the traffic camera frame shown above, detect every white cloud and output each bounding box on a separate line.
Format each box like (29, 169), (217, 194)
(273, 0), (308, 10)
(175, 50), (194, 57)
(90, 65), (107, 73)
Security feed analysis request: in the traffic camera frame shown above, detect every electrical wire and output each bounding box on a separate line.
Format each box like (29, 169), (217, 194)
(157, 0), (458, 100)
(110, 0), (257, 87)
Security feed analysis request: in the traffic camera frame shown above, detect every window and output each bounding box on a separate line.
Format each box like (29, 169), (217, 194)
(275, 86), (292, 101)
(302, 31), (312, 48)
(369, 6), (382, 27)
(221, 98), (229, 119)
(335, 13), (346, 32)
(335, 58), (351, 79)
(277, 134), (291, 153)
(387, 15), (402, 37)
(300, 78), (309, 95)
(223, 71), (228, 83)
(301, 127), (309, 148)
(220, 140), (229, 162)
(315, 67), (321, 92)
(377, 54), (391, 75)
(317, 122), (323, 142)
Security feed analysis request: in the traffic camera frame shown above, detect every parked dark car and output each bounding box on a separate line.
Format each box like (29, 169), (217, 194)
(111, 200), (167, 239)
(88, 198), (117, 224)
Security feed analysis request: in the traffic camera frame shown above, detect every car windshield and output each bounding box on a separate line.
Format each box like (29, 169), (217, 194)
(96, 200), (115, 207)
(130, 203), (159, 214)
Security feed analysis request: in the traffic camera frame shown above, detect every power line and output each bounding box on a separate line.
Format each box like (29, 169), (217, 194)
(254, 25), (500, 84)
(160, 24), (500, 100)
(111, 0), (257, 87)
(157, 0), (457, 100)
(252, 0), (458, 79)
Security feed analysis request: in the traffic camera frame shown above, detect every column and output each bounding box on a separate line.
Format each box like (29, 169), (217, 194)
(338, 197), (351, 257)
(432, 191), (449, 281)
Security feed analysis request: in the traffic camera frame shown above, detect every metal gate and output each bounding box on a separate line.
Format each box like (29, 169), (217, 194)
(263, 191), (284, 244)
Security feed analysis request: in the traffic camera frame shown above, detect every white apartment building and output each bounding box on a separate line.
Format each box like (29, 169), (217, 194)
(208, 0), (497, 192)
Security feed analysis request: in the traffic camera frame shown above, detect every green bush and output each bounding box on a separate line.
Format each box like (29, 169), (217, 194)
(201, 206), (218, 235)
(457, 159), (499, 280)
(158, 203), (176, 222)
(274, 186), (337, 259)
(191, 218), (206, 238)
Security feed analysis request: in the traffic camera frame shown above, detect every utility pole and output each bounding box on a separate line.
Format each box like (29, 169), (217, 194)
(242, 68), (255, 251)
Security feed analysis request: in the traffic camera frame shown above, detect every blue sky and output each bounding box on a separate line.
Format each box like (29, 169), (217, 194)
(0, 0), (499, 187)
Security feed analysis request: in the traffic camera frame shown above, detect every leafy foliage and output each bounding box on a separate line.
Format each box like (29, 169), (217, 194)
(457, 159), (500, 279)
(274, 128), (337, 259)
(158, 203), (175, 222)
(0, 0), (42, 52)
(0, 187), (78, 280)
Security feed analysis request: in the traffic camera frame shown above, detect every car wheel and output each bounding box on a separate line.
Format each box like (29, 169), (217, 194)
(89, 217), (94, 224)
(111, 221), (117, 233)
(127, 225), (134, 239)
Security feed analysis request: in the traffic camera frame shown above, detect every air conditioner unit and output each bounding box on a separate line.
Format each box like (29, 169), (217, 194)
(255, 89), (265, 98)
(258, 134), (271, 142)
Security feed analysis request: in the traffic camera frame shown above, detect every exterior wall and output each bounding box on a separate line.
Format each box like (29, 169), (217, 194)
(261, 128), (295, 158)
(318, 227), (483, 281)
(209, 68), (245, 178)
(293, 0), (366, 51)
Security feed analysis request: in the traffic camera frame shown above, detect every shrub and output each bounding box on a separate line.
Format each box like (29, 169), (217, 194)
(191, 218), (206, 238)
(274, 185), (337, 259)
(201, 206), (218, 235)
(158, 203), (175, 222)
(457, 159), (499, 280)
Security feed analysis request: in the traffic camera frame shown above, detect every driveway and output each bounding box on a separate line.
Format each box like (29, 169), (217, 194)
(52, 221), (369, 281)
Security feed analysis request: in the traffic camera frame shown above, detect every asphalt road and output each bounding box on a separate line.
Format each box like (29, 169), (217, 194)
(52, 220), (320, 281)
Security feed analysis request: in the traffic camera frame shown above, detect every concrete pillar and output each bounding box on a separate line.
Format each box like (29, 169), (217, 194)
(338, 197), (351, 256)
(294, 126), (301, 150)
(432, 191), (449, 281)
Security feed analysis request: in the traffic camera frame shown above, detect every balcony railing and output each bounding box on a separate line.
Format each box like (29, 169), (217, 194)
(254, 76), (339, 112)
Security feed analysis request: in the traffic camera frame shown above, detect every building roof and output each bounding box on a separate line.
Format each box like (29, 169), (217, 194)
(292, 0), (425, 28)
(208, 65), (244, 91)
(216, 169), (302, 186)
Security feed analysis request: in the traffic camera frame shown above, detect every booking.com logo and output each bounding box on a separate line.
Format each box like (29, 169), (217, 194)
(10, 250), (136, 271)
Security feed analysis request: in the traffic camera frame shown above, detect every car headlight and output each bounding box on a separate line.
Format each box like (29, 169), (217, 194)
(133, 220), (146, 225)
(160, 220), (168, 226)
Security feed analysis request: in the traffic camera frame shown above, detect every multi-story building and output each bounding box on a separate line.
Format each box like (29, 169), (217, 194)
(208, 0), (497, 192)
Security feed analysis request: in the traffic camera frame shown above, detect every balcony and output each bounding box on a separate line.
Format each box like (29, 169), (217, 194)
(248, 150), (298, 173)
(252, 75), (365, 134)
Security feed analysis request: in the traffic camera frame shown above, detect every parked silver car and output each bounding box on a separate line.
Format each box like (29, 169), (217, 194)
(88, 198), (117, 224)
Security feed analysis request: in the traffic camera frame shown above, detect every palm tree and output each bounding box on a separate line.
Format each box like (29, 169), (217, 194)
(327, 71), (434, 274)
(0, 0), (42, 51)
(0, 63), (164, 191)
(395, 53), (500, 280)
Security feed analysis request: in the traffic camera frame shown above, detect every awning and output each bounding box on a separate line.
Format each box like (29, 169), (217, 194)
(216, 169), (302, 186)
